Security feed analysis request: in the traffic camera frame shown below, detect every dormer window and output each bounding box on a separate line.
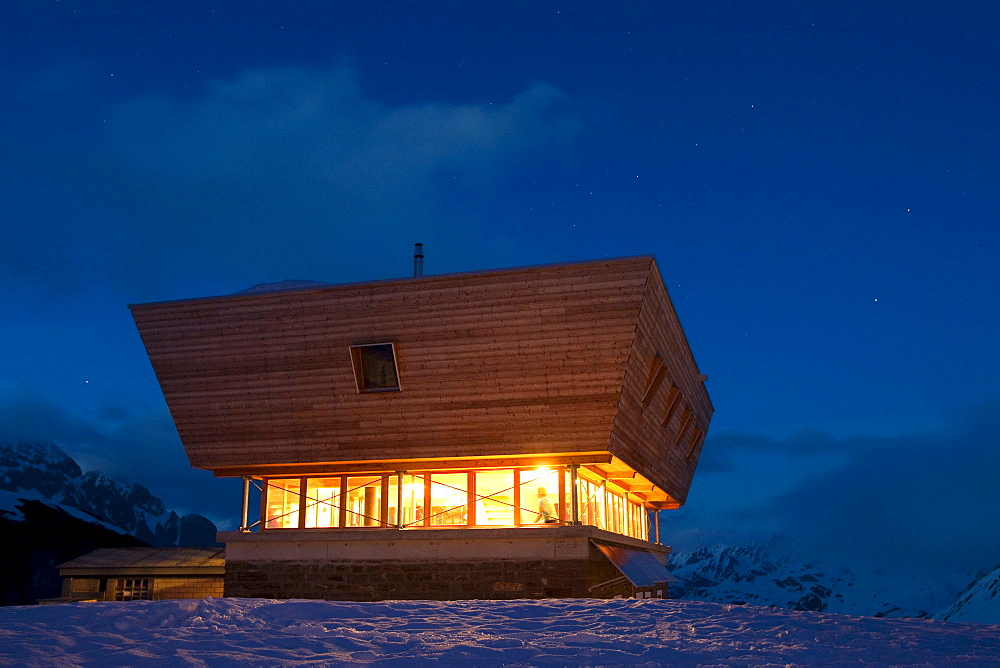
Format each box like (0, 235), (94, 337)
(350, 343), (400, 392)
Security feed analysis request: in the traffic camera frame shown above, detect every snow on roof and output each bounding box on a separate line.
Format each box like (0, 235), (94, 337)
(233, 279), (332, 295)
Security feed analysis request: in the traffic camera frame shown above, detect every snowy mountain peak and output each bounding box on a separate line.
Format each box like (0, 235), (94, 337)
(937, 566), (1000, 624)
(0, 440), (216, 547)
(668, 540), (973, 619)
(0, 440), (82, 496)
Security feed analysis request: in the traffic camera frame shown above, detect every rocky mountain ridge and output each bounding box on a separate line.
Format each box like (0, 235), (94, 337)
(0, 440), (216, 547)
(936, 565), (1000, 624)
(0, 440), (220, 604)
(667, 539), (998, 624)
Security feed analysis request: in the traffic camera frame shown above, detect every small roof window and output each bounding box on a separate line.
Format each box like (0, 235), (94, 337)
(350, 343), (400, 392)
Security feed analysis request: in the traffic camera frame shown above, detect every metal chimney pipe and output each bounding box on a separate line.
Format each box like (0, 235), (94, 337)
(413, 242), (424, 277)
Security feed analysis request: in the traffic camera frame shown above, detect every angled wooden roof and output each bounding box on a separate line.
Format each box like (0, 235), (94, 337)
(58, 547), (225, 575)
(131, 256), (712, 506)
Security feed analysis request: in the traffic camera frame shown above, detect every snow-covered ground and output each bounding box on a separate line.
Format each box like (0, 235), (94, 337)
(1, 597), (998, 666)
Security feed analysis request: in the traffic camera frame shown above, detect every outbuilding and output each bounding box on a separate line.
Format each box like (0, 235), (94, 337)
(49, 547), (224, 603)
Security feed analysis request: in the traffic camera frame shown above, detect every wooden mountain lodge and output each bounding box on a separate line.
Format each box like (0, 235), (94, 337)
(130, 255), (713, 600)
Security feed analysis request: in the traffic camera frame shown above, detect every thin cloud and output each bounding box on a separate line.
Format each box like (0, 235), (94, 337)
(674, 400), (1000, 575)
(764, 400), (1000, 573)
(2, 62), (580, 298)
(0, 390), (105, 445)
(100, 63), (578, 287)
(0, 391), (236, 524)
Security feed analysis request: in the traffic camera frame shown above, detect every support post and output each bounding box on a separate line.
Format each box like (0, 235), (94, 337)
(396, 471), (405, 529)
(240, 475), (251, 532)
(569, 464), (580, 525)
(601, 480), (608, 530)
(654, 509), (661, 545)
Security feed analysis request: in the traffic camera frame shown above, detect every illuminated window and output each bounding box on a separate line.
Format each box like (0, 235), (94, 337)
(608, 490), (626, 534)
(350, 343), (400, 392)
(577, 475), (605, 529)
(473, 470), (515, 526)
(389, 474), (425, 527)
(114, 578), (150, 601)
(629, 502), (641, 538)
(518, 467), (561, 525)
(257, 466), (654, 540)
(265, 478), (302, 529)
(305, 477), (342, 528)
(429, 473), (468, 526)
(345, 476), (383, 526)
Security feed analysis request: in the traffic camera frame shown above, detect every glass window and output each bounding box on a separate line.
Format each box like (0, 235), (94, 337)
(578, 476), (605, 529)
(350, 343), (400, 392)
(345, 476), (383, 527)
(389, 474), (425, 528)
(305, 477), (342, 528)
(114, 578), (150, 601)
(265, 478), (302, 529)
(564, 468), (573, 523)
(258, 466), (655, 540)
(608, 490), (626, 534)
(518, 467), (561, 525)
(473, 470), (515, 526)
(428, 472), (468, 526)
(618, 494), (627, 534)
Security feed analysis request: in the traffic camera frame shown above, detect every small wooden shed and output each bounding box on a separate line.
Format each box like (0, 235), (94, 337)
(49, 547), (225, 603)
(130, 256), (712, 600)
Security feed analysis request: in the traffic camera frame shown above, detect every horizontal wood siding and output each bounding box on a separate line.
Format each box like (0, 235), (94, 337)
(132, 259), (654, 472)
(609, 260), (713, 505)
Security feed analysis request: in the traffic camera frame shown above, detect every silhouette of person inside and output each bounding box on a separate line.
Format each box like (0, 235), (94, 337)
(536, 487), (558, 524)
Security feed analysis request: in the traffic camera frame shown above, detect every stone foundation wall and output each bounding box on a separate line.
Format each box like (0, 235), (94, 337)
(226, 556), (639, 601)
(221, 526), (670, 601)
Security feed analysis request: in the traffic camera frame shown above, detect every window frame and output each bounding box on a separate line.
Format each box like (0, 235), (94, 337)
(257, 466), (652, 539)
(349, 342), (401, 393)
(114, 578), (151, 601)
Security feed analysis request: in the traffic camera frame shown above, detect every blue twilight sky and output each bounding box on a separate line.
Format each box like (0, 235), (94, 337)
(1, 2), (997, 573)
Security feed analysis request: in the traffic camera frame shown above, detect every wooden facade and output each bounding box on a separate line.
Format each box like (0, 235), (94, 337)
(130, 256), (712, 510)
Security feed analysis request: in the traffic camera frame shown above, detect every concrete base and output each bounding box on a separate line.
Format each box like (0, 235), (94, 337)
(220, 525), (670, 601)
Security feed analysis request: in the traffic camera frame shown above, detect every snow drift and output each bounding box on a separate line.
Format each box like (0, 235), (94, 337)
(1, 597), (998, 666)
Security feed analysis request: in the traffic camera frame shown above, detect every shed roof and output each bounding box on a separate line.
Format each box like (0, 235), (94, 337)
(58, 547), (225, 575)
